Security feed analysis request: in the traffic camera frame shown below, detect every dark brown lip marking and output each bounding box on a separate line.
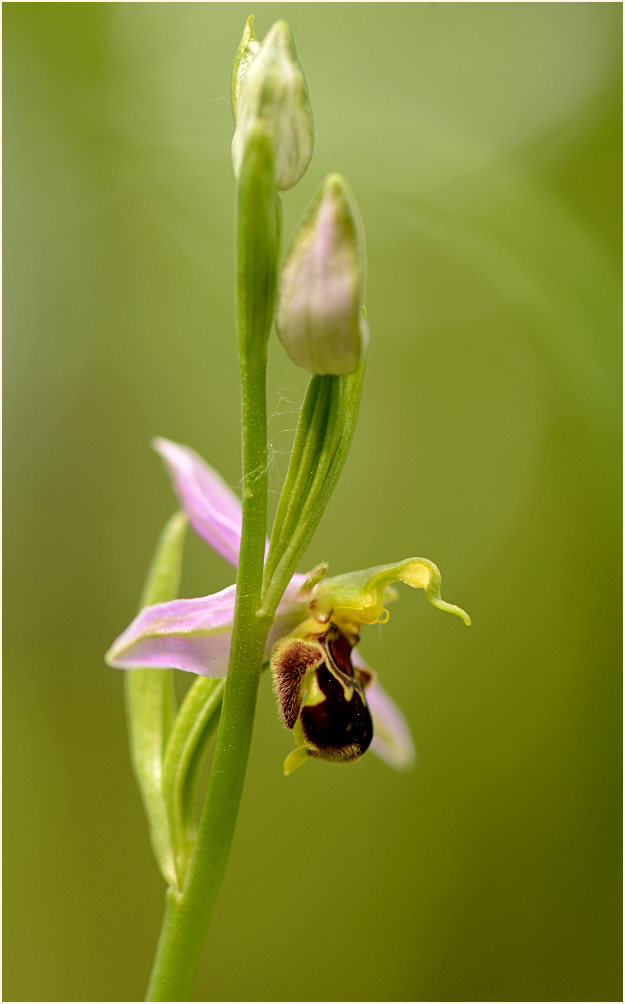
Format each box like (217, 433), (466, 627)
(327, 628), (354, 676)
(300, 662), (373, 759)
(300, 624), (373, 760)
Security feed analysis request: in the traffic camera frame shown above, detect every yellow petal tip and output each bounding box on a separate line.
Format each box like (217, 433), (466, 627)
(283, 747), (310, 775)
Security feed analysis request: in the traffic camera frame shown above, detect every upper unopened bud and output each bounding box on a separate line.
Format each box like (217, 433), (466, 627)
(276, 173), (369, 375)
(232, 20), (314, 191)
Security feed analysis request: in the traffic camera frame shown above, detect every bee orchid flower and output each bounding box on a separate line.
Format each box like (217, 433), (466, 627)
(106, 438), (470, 773)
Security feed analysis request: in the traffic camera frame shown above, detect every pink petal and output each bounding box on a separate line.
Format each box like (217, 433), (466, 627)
(106, 586), (239, 676)
(106, 578), (307, 678)
(153, 438), (245, 566)
(367, 682), (416, 771)
(353, 650), (415, 770)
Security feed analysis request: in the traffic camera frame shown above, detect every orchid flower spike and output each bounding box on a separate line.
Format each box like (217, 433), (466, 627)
(106, 439), (470, 774)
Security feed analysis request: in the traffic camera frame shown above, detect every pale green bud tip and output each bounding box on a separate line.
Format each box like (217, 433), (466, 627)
(276, 173), (369, 376)
(232, 16), (260, 123)
(232, 19), (314, 190)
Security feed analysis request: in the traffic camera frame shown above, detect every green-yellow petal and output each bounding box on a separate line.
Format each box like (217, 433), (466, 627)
(313, 557), (471, 629)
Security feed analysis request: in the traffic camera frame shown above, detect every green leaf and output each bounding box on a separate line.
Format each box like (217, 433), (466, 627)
(161, 660), (271, 883)
(262, 362), (366, 616)
(124, 511), (187, 888)
(161, 676), (226, 880)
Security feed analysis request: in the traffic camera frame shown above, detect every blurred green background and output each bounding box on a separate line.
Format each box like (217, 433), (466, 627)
(4, 4), (622, 1001)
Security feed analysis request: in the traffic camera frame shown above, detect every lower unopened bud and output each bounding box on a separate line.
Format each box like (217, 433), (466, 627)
(276, 173), (369, 375)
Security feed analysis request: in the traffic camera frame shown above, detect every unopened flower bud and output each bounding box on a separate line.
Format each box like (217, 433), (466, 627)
(232, 19), (314, 191)
(276, 173), (369, 375)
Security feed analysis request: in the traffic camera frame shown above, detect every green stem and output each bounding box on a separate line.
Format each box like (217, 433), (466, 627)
(145, 125), (279, 1001)
(145, 359), (271, 1001)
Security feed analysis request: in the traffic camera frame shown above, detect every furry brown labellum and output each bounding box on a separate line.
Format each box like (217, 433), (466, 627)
(271, 624), (373, 771)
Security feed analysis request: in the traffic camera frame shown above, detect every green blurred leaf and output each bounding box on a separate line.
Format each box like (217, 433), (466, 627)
(124, 511), (187, 888)
(161, 676), (225, 880)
